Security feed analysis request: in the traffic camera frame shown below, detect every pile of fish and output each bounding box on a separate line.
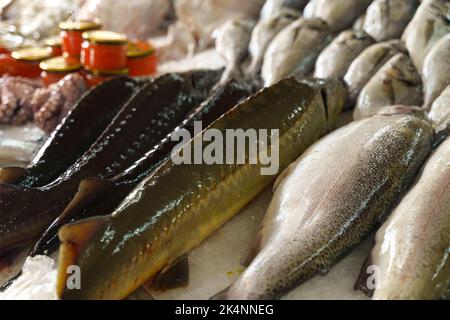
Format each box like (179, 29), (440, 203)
(0, 0), (449, 300)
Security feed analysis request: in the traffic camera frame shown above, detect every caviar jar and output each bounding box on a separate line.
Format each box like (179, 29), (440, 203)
(59, 20), (102, 59)
(10, 47), (53, 78)
(81, 31), (128, 71)
(40, 56), (82, 86)
(126, 40), (157, 77)
(43, 36), (63, 57)
(85, 68), (128, 88)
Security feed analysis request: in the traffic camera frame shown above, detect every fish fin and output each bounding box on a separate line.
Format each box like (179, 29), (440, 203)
(240, 233), (262, 267)
(32, 178), (115, 256)
(210, 285), (232, 300)
(57, 216), (109, 298)
(126, 286), (155, 300)
(0, 167), (26, 184)
(353, 254), (375, 297)
(147, 255), (190, 292)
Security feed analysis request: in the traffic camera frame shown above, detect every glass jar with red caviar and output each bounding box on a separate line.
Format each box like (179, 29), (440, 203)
(85, 68), (128, 88)
(43, 36), (63, 57)
(81, 31), (128, 71)
(59, 20), (102, 59)
(40, 56), (82, 86)
(10, 47), (53, 78)
(126, 40), (157, 77)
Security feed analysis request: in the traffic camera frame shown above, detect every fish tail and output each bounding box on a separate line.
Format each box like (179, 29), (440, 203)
(0, 167), (26, 185)
(31, 178), (115, 256)
(57, 216), (110, 299)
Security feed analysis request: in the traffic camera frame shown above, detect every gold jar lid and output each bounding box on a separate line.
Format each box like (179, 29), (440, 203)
(87, 67), (129, 76)
(59, 20), (102, 32)
(126, 41), (155, 58)
(82, 30), (128, 45)
(11, 47), (53, 62)
(43, 36), (62, 47)
(40, 56), (82, 73)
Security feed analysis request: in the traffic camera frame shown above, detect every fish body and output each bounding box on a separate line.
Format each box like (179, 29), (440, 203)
(429, 85), (450, 133)
(363, 0), (420, 41)
(260, 0), (308, 20)
(31, 79), (260, 256)
(365, 137), (450, 300)
(0, 77), (141, 187)
(0, 70), (220, 256)
(422, 34), (450, 110)
(353, 53), (423, 120)
(262, 18), (332, 86)
(57, 77), (347, 299)
(304, 0), (372, 32)
(248, 8), (300, 77)
(344, 40), (406, 104)
(314, 30), (375, 79)
(402, 0), (450, 71)
(214, 19), (255, 83)
(215, 107), (433, 300)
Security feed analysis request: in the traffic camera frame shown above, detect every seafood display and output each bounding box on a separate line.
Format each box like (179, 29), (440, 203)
(357, 136), (450, 300)
(353, 53), (423, 120)
(56, 78), (346, 299)
(1, 0), (450, 302)
(215, 107), (433, 300)
(262, 18), (332, 86)
(314, 30), (374, 79)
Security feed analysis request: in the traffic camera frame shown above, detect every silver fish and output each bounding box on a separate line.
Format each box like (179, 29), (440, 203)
(214, 106), (433, 300)
(353, 53), (423, 120)
(259, 0), (308, 20)
(262, 18), (332, 86)
(402, 0), (450, 71)
(422, 34), (450, 110)
(362, 136), (450, 300)
(363, 0), (420, 41)
(248, 8), (299, 77)
(314, 30), (375, 79)
(344, 40), (406, 104)
(303, 0), (372, 32)
(429, 85), (450, 133)
(214, 19), (255, 83)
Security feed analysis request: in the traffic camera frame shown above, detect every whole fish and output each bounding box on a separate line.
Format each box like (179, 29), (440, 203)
(429, 85), (450, 133)
(344, 40), (406, 104)
(214, 106), (433, 300)
(247, 8), (300, 77)
(262, 18), (332, 86)
(260, 0), (308, 20)
(31, 79), (260, 256)
(0, 70), (221, 257)
(422, 34), (450, 110)
(363, 0), (420, 41)
(402, 0), (450, 71)
(214, 19), (255, 84)
(56, 77), (347, 300)
(0, 77), (141, 187)
(303, 0), (372, 32)
(357, 136), (450, 300)
(353, 53), (423, 120)
(314, 30), (375, 79)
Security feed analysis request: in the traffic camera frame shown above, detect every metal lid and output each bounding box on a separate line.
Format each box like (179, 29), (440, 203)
(126, 41), (155, 58)
(40, 56), (82, 72)
(87, 67), (129, 76)
(59, 20), (102, 32)
(43, 36), (62, 47)
(82, 30), (128, 45)
(11, 47), (53, 62)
